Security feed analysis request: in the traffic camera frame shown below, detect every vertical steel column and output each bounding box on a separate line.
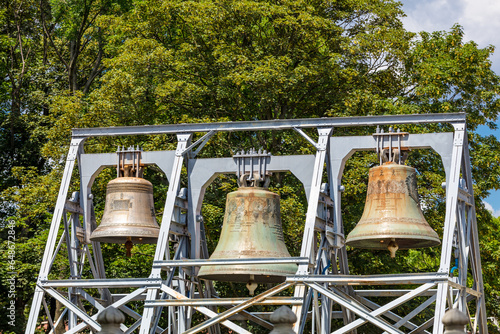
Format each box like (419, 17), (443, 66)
(82, 171), (108, 303)
(457, 198), (468, 311)
(328, 142), (356, 329)
(177, 238), (189, 332)
(68, 139), (85, 329)
(140, 133), (192, 334)
(319, 239), (333, 333)
(433, 123), (465, 334)
(461, 135), (487, 334)
(25, 137), (85, 334)
(63, 207), (80, 329)
(292, 128), (333, 332)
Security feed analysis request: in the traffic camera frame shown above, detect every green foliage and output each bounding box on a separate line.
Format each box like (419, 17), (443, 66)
(1, 0), (500, 332)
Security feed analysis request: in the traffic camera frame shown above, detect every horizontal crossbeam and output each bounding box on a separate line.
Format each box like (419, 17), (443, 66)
(287, 272), (449, 285)
(39, 278), (162, 288)
(145, 297), (303, 306)
(72, 113), (466, 137)
(153, 257), (309, 268)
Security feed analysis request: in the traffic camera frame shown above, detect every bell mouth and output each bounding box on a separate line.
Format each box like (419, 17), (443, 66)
(198, 272), (290, 284)
(346, 235), (441, 250)
(90, 231), (158, 245)
(91, 226), (160, 244)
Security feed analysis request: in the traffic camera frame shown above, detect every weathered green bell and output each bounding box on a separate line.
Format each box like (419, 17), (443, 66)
(198, 185), (297, 287)
(346, 162), (440, 257)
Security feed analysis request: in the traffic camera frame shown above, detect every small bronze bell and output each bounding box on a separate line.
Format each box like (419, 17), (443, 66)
(346, 158), (440, 257)
(90, 150), (159, 256)
(198, 174), (297, 292)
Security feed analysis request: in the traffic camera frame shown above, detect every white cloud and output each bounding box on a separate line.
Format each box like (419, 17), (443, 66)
(400, 1), (500, 217)
(400, 0), (500, 74)
(483, 201), (500, 217)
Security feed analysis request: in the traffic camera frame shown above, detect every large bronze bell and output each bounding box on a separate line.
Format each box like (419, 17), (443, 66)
(90, 157), (160, 256)
(198, 175), (297, 290)
(345, 161), (440, 257)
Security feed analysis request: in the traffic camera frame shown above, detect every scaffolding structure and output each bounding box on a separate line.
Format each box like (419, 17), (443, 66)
(25, 113), (487, 334)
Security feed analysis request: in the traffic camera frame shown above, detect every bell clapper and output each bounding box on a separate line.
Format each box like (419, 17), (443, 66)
(246, 275), (258, 296)
(387, 238), (399, 258)
(125, 237), (133, 257)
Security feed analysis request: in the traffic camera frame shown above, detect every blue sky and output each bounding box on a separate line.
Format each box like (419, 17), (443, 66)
(399, 0), (500, 217)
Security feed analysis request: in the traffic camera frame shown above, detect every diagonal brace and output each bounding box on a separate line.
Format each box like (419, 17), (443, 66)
(160, 284), (252, 334)
(176, 130), (216, 157)
(293, 127), (330, 150)
(63, 287), (147, 334)
(331, 283), (436, 334)
(182, 282), (294, 334)
(304, 282), (404, 334)
(42, 287), (101, 331)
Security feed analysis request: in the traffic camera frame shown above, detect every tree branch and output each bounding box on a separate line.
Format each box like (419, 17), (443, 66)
(40, 0), (69, 69)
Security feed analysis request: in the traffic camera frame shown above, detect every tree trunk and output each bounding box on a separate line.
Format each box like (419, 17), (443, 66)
(54, 297), (65, 334)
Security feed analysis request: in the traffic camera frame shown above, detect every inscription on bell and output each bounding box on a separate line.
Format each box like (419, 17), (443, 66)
(198, 186), (297, 283)
(90, 177), (160, 245)
(346, 162), (440, 253)
(113, 200), (130, 211)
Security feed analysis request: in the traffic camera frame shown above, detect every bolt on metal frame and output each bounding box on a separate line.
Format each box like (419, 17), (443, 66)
(24, 112), (487, 334)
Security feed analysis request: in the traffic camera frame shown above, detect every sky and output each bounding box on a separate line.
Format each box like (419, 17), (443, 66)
(399, 0), (500, 217)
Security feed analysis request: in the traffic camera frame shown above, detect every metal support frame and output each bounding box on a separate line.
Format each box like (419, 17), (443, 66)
(25, 112), (487, 334)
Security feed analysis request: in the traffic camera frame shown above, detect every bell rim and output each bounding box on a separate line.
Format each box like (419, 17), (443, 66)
(197, 274), (288, 284)
(89, 236), (159, 244)
(198, 264), (298, 283)
(345, 235), (441, 250)
(90, 226), (159, 244)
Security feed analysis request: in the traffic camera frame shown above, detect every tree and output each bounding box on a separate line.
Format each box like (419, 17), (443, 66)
(1, 0), (500, 332)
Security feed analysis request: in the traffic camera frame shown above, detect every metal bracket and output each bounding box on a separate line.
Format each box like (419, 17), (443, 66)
(176, 130), (216, 157)
(374, 126), (409, 165)
(67, 137), (85, 161)
(116, 146), (143, 177)
(294, 127), (319, 149)
(453, 125), (466, 146)
(234, 148), (272, 186)
(294, 127), (331, 151)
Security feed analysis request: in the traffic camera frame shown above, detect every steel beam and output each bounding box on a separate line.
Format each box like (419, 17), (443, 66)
(146, 297), (303, 307)
(354, 289), (441, 297)
(159, 284), (252, 334)
(184, 282), (294, 334)
(388, 295), (437, 331)
(25, 137), (85, 334)
(330, 283), (435, 334)
(153, 257), (309, 267)
(292, 128), (333, 332)
(72, 113), (466, 137)
(305, 282), (403, 334)
(42, 287), (101, 331)
(287, 272), (449, 285)
(39, 278), (162, 288)
(63, 287), (147, 334)
(434, 123), (465, 334)
(359, 297), (428, 333)
(460, 134), (488, 333)
(140, 133), (192, 334)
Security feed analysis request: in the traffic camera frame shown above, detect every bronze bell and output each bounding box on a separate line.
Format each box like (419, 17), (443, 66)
(90, 175), (160, 256)
(345, 161), (440, 257)
(198, 174), (297, 293)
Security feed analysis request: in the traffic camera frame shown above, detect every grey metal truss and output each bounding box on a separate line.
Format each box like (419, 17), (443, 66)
(25, 112), (487, 334)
